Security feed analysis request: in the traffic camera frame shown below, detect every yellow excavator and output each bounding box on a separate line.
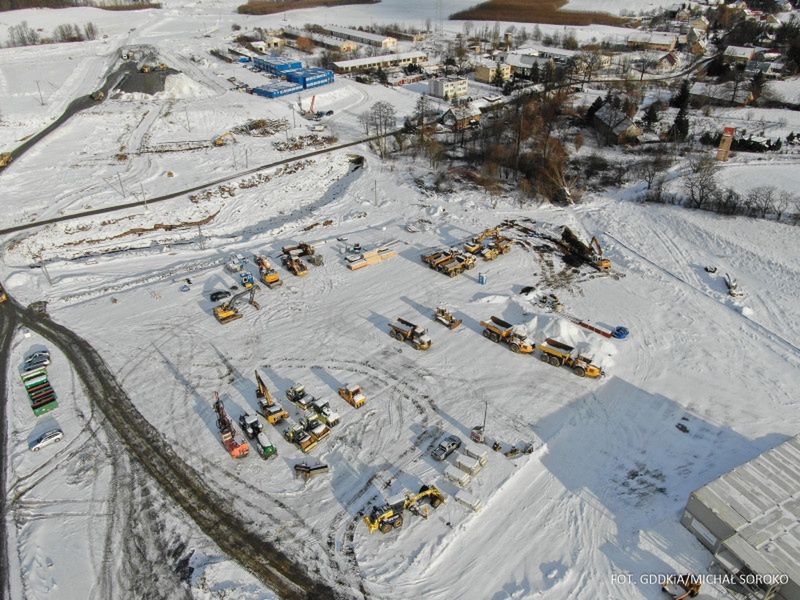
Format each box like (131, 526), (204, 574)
(213, 286), (260, 324)
(363, 485), (445, 534)
(0, 153), (12, 169)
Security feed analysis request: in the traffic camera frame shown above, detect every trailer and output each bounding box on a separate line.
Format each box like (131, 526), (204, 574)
(444, 464), (471, 487)
(454, 453), (482, 475)
(454, 490), (483, 512)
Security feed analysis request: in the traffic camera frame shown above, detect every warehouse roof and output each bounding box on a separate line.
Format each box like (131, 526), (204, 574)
(321, 25), (396, 44)
(691, 435), (800, 584)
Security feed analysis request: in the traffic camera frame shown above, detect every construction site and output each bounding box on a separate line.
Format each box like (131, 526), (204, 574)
(1, 4), (800, 600)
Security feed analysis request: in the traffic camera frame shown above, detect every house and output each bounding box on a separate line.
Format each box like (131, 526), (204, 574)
(592, 103), (641, 145)
(502, 52), (552, 77)
(282, 27), (357, 52)
(689, 15), (709, 31)
(474, 59), (511, 84)
(441, 105), (482, 130)
(654, 51), (680, 72)
(252, 37), (284, 52)
(428, 76), (469, 100)
(681, 435), (800, 600)
(745, 61), (785, 80)
(690, 36), (708, 56)
(627, 31), (678, 52)
(332, 51), (427, 73)
(386, 68), (425, 86)
(723, 45), (756, 66)
(689, 81), (753, 106)
(317, 25), (397, 49)
(513, 44), (577, 66)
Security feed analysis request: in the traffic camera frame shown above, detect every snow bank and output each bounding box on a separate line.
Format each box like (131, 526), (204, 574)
(521, 312), (618, 369)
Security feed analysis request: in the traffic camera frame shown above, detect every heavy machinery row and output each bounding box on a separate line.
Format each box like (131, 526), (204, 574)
(195, 223), (618, 533)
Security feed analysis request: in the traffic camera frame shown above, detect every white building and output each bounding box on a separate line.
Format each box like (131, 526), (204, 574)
(317, 25), (397, 49)
(428, 76), (468, 100)
(682, 435), (800, 600)
(332, 51), (427, 74)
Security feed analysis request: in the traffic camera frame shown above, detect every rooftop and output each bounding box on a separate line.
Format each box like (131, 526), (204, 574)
(333, 51), (426, 69)
(321, 25), (396, 44)
(691, 435), (800, 584)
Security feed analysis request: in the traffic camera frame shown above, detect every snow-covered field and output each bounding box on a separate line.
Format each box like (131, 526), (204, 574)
(2, 1), (800, 599)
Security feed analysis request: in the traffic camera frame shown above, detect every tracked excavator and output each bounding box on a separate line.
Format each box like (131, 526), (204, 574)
(213, 286), (260, 324)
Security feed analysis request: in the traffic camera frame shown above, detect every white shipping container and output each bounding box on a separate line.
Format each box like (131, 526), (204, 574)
(444, 464), (471, 487)
(455, 490), (483, 512)
(455, 453), (482, 475)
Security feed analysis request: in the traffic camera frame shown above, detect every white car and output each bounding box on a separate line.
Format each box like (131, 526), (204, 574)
(31, 429), (64, 452)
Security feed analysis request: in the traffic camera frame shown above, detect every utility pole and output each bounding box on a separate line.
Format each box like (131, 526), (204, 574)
(35, 81), (44, 106)
(116, 173), (127, 196)
(197, 225), (206, 250)
(39, 260), (52, 285)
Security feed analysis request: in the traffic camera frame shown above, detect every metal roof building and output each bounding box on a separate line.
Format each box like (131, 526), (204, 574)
(681, 435), (800, 600)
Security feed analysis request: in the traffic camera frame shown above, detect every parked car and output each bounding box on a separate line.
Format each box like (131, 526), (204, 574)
(432, 435), (462, 461)
(31, 429), (64, 452)
(210, 290), (231, 302)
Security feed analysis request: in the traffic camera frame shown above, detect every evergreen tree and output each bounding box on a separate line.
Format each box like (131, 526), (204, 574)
(670, 106), (689, 141)
(643, 102), (660, 130)
(671, 79), (690, 109)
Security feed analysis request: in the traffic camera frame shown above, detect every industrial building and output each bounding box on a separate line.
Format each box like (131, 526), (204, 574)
(626, 31), (678, 52)
(282, 27), (358, 52)
(681, 435), (800, 600)
(428, 76), (468, 100)
(253, 57), (304, 76)
(332, 51), (427, 74)
(285, 67), (334, 90)
(252, 81), (304, 98)
(317, 25), (397, 49)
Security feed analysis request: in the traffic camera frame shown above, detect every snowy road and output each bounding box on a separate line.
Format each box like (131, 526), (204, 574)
(0, 294), (340, 600)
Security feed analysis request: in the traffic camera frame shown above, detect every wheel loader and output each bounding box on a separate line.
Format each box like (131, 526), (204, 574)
(537, 338), (603, 378)
(284, 424), (318, 453)
(363, 485), (445, 534)
(254, 255), (282, 288)
(389, 318), (432, 351)
(480, 316), (534, 353)
(338, 384), (366, 408)
(282, 255), (309, 277)
(434, 307), (462, 330)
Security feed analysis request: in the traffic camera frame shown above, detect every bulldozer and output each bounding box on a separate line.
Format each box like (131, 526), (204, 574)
(480, 316), (534, 354)
(389, 318), (432, 351)
(213, 392), (250, 458)
(255, 371), (288, 425)
(254, 255), (282, 288)
(363, 485), (445, 534)
(213, 286), (260, 324)
(282, 255), (309, 277)
(338, 384), (366, 408)
(538, 338), (603, 378)
(434, 307), (461, 330)
(561, 227), (611, 271)
(0, 153), (13, 169)
(212, 132), (235, 146)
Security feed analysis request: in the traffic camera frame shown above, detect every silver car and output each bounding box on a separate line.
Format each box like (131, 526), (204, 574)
(31, 429), (64, 452)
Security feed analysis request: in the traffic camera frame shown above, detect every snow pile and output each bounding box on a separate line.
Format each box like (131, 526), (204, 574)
(521, 311), (618, 369)
(160, 73), (214, 99)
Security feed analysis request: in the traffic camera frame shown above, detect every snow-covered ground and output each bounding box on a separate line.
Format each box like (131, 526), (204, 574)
(2, 1), (800, 599)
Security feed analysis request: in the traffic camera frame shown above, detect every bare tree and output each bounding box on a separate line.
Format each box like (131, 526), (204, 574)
(637, 154), (674, 189)
(684, 157), (718, 209)
(369, 101), (397, 157)
(746, 186), (775, 218)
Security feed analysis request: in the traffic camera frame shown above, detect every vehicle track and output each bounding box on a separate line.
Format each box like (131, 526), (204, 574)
(0, 307), (19, 600)
(0, 297), (341, 600)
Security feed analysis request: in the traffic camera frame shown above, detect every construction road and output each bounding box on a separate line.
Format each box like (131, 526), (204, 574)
(0, 295), (340, 600)
(0, 131), (391, 237)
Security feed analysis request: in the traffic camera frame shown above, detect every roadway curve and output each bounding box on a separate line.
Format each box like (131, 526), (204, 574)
(0, 295), (340, 600)
(2, 62), (139, 170)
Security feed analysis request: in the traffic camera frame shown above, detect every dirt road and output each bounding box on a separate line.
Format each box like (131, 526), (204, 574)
(0, 296), (340, 600)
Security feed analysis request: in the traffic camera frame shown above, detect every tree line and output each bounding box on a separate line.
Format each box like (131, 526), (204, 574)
(6, 20), (98, 47)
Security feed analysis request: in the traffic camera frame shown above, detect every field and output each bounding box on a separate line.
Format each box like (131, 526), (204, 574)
(450, 0), (628, 26)
(237, 0), (377, 16)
